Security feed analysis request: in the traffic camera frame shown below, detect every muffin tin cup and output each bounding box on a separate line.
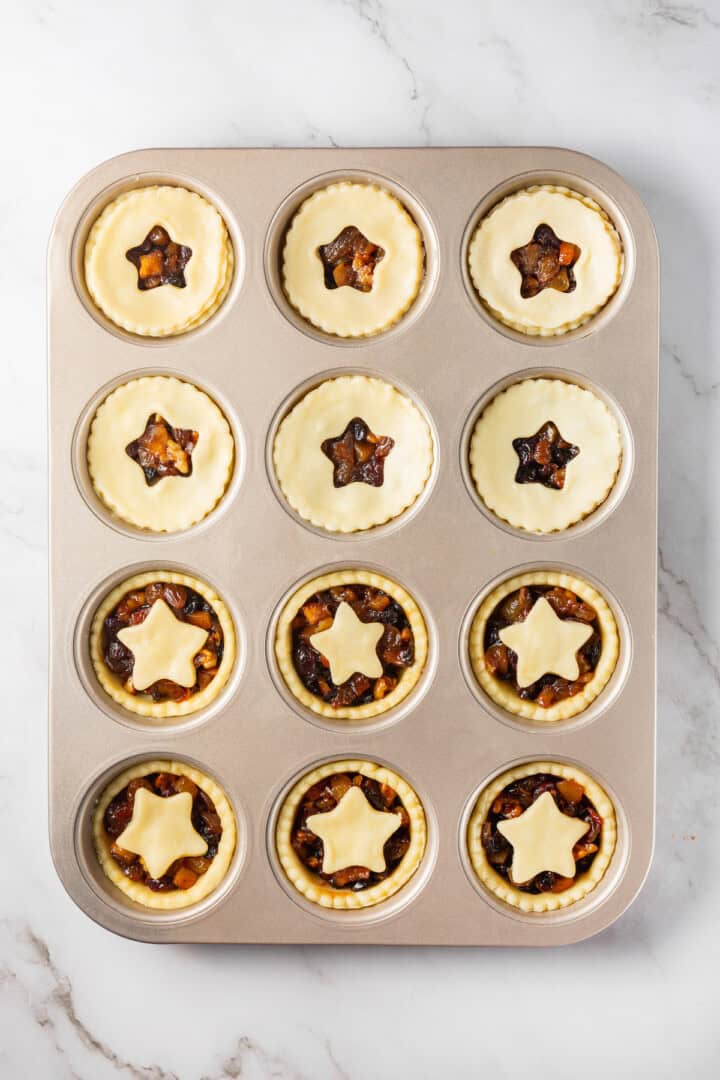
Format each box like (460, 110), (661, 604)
(49, 147), (657, 945)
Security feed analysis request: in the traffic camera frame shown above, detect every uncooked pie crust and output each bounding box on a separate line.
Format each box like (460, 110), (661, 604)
(468, 185), (623, 336)
(274, 569), (428, 720)
(90, 571), (236, 719)
(87, 375), (235, 533)
(469, 570), (619, 722)
(467, 760), (616, 912)
(275, 759), (426, 910)
(282, 182), (424, 337)
(84, 185), (233, 337)
(93, 759), (236, 910)
(469, 378), (622, 534)
(273, 375), (434, 534)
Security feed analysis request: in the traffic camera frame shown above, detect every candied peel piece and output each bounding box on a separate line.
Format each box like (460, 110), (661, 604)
(125, 225), (192, 290)
(512, 420), (580, 490)
(317, 226), (385, 292)
(510, 223), (581, 299)
(125, 413), (198, 486)
(321, 416), (394, 488)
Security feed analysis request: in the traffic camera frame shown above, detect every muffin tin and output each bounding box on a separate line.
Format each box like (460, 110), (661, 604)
(48, 148), (657, 944)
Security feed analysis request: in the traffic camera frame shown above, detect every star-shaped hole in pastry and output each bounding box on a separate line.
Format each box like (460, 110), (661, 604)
(510, 224), (581, 299)
(309, 601), (384, 685)
(306, 784), (403, 874)
(317, 226), (385, 292)
(115, 787), (208, 879)
(125, 413), (199, 486)
(321, 417), (395, 488)
(116, 598), (209, 692)
(125, 224), (192, 290)
(496, 790), (589, 884)
(512, 420), (580, 490)
(498, 597), (593, 689)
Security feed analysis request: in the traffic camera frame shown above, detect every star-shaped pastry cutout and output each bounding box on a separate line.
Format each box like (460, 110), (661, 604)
(306, 784), (402, 874)
(497, 791), (589, 883)
(512, 420), (580, 490)
(116, 598), (209, 691)
(125, 413), (199, 486)
(317, 225), (385, 292)
(498, 597), (593, 688)
(510, 223), (581, 299)
(126, 224), (192, 290)
(117, 788), (208, 879)
(321, 416), (395, 488)
(309, 602), (384, 685)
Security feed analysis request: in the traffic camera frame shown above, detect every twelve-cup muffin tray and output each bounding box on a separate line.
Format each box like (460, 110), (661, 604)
(48, 148), (658, 945)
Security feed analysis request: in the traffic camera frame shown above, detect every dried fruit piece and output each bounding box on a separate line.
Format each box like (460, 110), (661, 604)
(321, 416), (394, 488)
(317, 226), (385, 292)
(125, 224), (192, 290)
(510, 223), (581, 299)
(512, 420), (580, 490)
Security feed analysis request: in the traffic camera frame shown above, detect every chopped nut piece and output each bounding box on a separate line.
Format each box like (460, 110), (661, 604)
(125, 413), (198, 487)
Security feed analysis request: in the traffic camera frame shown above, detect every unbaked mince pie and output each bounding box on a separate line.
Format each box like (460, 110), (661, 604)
(275, 759), (426, 909)
(282, 181), (424, 337)
(273, 374), (433, 533)
(468, 185), (623, 336)
(467, 761), (616, 912)
(469, 377), (622, 534)
(90, 571), (236, 719)
(93, 759), (236, 910)
(87, 375), (235, 533)
(274, 569), (428, 721)
(469, 570), (619, 722)
(84, 185), (233, 337)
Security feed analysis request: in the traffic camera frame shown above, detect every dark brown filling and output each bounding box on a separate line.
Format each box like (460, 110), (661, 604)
(510, 224), (581, 299)
(125, 225), (192, 290)
(317, 226), (385, 292)
(512, 420), (579, 490)
(321, 416), (394, 488)
(103, 771), (222, 892)
(125, 413), (199, 486)
(484, 585), (600, 707)
(102, 582), (223, 703)
(291, 584), (414, 708)
(291, 771), (410, 890)
(481, 772), (602, 894)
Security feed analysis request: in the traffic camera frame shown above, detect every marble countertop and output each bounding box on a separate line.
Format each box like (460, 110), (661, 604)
(2, 0), (718, 1075)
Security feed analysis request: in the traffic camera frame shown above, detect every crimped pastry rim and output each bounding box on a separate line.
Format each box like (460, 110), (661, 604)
(274, 569), (428, 720)
(275, 759), (426, 909)
(469, 570), (619, 722)
(90, 571), (236, 718)
(466, 760), (616, 913)
(92, 758), (236, 910)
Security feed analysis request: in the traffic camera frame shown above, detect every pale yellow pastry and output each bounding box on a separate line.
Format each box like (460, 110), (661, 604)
(275, 569), (428, 721)
(467, 761), (616, 912)
(469, 570), (618, 723)
(468, 185), (623, 336)
(90, 571), (236, 719)
(93, 759), (236, 910)
(273, 374), (433, 533)
(275, 759), (426, 909)
(87, 376), (235, 533)
(282, 181), (424, 337)
(84, 185), (233, 336)
(469, 378), (622, 534)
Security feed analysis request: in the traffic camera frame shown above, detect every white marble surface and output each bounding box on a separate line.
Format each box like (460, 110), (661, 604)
(1, 0), (718, 1075)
